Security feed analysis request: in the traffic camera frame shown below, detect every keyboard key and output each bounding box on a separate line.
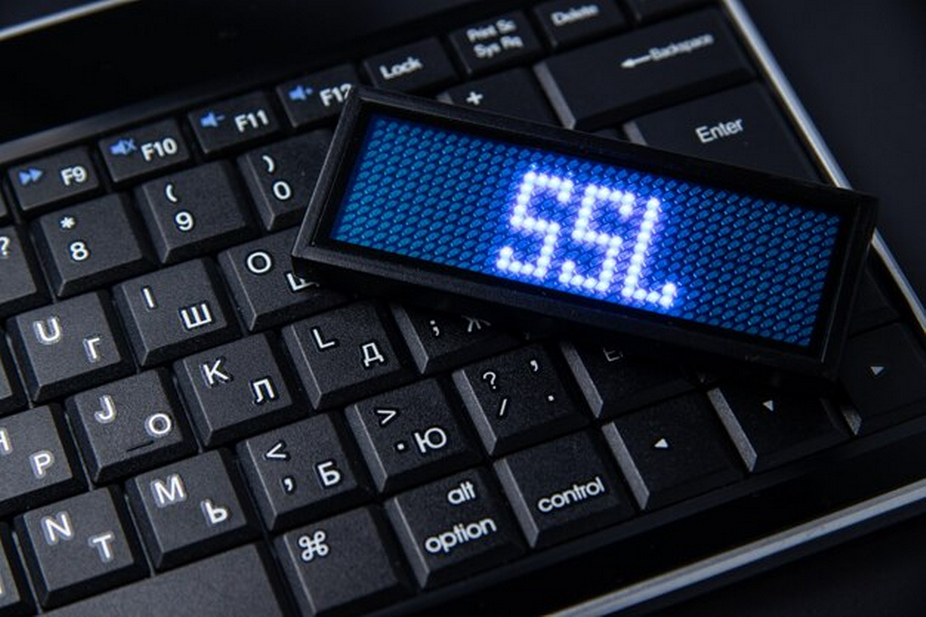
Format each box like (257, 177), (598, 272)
(239, 415), (371, 531)
(16, 487), (144, 608)
(33, 194), (154, 297)
(839, 324), (926, 434)
(623, 0), (709, 23)
(0, 338), (24, 417)
(0, 225), (47, 319)
(188, 91), (281, 156)
(535, 9), (753, 129)
(439, 68), (557, 124)
(708, 385), (846, 472)
(452, 345), (587, 455)
(283, 302), (414, 409)
(561, 341), (693, 418)
(0, 406), (82, 518)
(43, 544), (285, 617)
(136, 162), (255, 264)
(603, 393), (742, 510)
(66, 370), (196, 483)
(448, 12), (543, 76)
(175, 333), (301, 446)
(126, 450), (258, 570)
(219, 229), (347, 332)
(0, 194), (7, 222)
(623, 83), (818, 180)
(237, 130), (332, 230)
(8, 147), (101, 215)
(277, 64), (359, 128)
(8, 291), (131, 402)
(391, 304), (518, 374)
(533, 0), (628, 49)
(347, 379), (481, 493)
(386, 469), (524, 588)
(114, 259), (238, 367)
(0, 524), (32, 616)
(494, 431), (633, 548)
(276, 507), (412, 616)
(363, 38), (457, 93)
(99, 119), (191, 183)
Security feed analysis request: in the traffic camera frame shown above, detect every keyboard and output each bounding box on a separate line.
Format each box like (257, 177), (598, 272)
(1, 0), (925, 615)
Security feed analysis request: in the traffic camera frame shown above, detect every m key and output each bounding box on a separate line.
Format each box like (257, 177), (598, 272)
(8, 291), (131, 402)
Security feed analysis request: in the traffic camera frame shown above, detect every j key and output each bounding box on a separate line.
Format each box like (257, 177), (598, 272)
(839, 324), (926, 434)
(391, 304), (518, 374)
(126, 450), (258, 570)
(603, 393), (742, 510)
(0, 225), (47, 319)
(452, 345), (586, 456)
(0, 406), (82, 518)
(188, 91), (281, 156)
(175, 333), (300, 447)
(114, 259), (238, 367)
(136, 162), (255, 264)
(33, 194), (154, 297)
(43, 544), (285, 617)
(561, 341), (692, 418)
(277, 63), (359, 128)
(276, 507), (412, 616)
(448, 12), (543, 77)
(219, 229), (347, 332)
(849, 267), (898, 336)
(283, 301), (414, 409)
(708, 384), (846, 472)
(386, 468), (524, 588)
(66, 370), (195, 483)
(239, 415), (371, 531)
(533, 0), (628, 49)
(16, 487), (144, 608)
(0, 337), (25, 417)
(238, 130), (332, 230)
(8, 291), (131, 401)
(623, 0), (709, 23)
(347, 379), (480, 493)
(99, 119), (191, 183)
(364, 38), (458, 93)
(494, 431), (633, 548)
(0, 523), (32, 616)
(439, 68), (557, 124)
(623, 84), (818, 180)
(8, 147), (100, 215)
(535, 9), (753, 129)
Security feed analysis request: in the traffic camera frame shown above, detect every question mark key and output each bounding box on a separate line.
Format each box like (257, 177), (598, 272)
(0, 225), (46, 319)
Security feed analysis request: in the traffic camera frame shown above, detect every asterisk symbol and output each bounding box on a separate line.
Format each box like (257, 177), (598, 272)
(59, 216), (76, 230)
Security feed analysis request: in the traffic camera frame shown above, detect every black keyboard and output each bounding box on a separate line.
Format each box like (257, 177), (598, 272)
(1, 1), (926, 615)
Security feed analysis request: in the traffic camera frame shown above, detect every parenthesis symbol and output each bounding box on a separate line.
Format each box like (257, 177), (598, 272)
(164, 182), (179, 204)
(262, 154), (276, 174)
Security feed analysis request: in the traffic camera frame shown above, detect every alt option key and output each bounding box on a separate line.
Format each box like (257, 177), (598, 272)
(386, 468), (524, 588)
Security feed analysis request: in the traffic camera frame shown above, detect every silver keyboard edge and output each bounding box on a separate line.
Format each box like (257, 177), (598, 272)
(552, 477), (926, 616)
(723, 0), (926, 335)
(551, 2), (926, 613)
(0, 0), (141, 42)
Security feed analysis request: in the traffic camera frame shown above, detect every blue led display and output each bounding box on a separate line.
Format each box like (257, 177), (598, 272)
(330, 114), (843, 347)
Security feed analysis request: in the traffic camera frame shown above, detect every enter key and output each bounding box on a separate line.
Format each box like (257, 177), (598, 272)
(623, 83), (819, 181)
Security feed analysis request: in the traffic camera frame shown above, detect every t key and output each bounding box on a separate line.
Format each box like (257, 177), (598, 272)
(8, 291), (131, 402)
(453, 345), (587, 455)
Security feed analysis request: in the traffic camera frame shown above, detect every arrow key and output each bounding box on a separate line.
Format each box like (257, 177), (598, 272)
(603, 393), (742, 510)
(238, 415), (371, 531)
(708, 384), (846, 471)
(839, 324), (926, 434)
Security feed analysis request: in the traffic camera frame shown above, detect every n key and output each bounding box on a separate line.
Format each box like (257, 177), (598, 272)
(8, 292), (131, 402)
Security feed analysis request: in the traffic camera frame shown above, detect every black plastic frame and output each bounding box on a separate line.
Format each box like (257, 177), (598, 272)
(294, 87), (877, 383)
